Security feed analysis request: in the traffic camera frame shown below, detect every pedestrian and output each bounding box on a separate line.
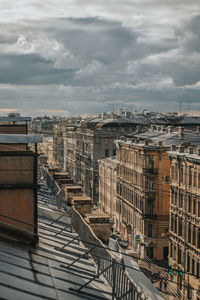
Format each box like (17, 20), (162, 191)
(164, 280), (167, 291)
(159, 279), (163, 290)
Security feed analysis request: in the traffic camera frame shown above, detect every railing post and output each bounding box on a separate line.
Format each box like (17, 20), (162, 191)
(112, 260), (116, 300)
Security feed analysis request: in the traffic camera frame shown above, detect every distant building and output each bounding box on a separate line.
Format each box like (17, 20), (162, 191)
(99, 157), (118, 225)
(114, 126), (200, 262)
(0, 133), (42, 244)
(115, 139), (170, 261)
(61, 114), (136, 203)
(168, 146), (200, 300)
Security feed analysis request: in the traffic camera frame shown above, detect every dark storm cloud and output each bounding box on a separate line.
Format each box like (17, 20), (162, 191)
(0, 1), (199, 115)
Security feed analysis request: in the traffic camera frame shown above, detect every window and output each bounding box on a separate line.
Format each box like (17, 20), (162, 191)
(198, 229), (200, 249)
(193, 197), (196, 215)
(147, 199), (154, 216)
(178, 217), (182, 237)
(148, 224), (153, 237)
(198, 173), (200, 189)
(193, 169), (197, 188)
(113, 149), (116, 156)
(193, 226), (196, 246)
(171, 165), (175, 180)
(189, 167), (192, 187)
(173, 245), (176, 260)
(179, 191), (183, 208)
(175, 215), (177, 233)
(180, 165), (183, 184)
(148, 156), (154, 169)
(198, 200), (200, 217)
(171, 214), (174, 231)
(192, 259), (195, 276)
(188, 194), (192, 213)
(178, 246), (181, 264)
(105, 149), (109, 157)
(197, 262), (199, 279)
(188, 224), (191, 243)
(187, 253), (190, 272)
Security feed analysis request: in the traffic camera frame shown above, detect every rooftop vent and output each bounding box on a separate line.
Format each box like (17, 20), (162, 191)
(179, 146), (184, 153)
(188, 147), (194, 154)
(168, 126), (173, 134)
(178, 126), (184, 138)
(171, 145), (176, 151)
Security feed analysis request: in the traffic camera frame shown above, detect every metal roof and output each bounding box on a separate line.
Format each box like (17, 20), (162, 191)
(0, 183), (112, 300)
(0, 134), (43, 144)
(125, 129), (200, 147)
(0, 117), (31, 122)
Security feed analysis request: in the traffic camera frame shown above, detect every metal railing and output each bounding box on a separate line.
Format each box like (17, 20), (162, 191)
(72, 207), (144, 300)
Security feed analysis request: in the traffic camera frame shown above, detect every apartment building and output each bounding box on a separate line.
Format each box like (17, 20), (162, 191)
(115, 138), (170, 261)
(114, 126), (200, 262)
(61, 114), (136, 203)
(168, 146), (200, 300)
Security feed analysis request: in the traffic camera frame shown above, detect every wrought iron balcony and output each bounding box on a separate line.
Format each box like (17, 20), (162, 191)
(142, 213), (157, 220)
(143, 167), (157, 175)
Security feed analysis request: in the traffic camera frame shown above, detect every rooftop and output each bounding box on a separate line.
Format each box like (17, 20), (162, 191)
(0, 134), (43, 144)
(0, 183), (113, 300)
(0, 116), (31, 122)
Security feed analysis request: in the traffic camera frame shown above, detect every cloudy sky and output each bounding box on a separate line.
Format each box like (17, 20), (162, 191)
(0, 1), (200, 116)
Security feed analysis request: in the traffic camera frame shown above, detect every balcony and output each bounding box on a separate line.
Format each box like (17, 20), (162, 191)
(142, 213), (157, 220)
(143, 167), (157, 175)
(146, 190), (155, 199)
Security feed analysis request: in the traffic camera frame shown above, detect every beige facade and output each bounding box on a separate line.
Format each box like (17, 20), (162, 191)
(115, 140), (170, 261)
(61, 117), (136, 203)
(99, 157), (118, 225)
(168, 146), (200, 300)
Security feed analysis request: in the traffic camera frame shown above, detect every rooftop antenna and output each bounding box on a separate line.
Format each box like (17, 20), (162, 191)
(179, 101), (182, 114)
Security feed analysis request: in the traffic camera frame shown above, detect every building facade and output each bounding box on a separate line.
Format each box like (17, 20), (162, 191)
(62, 115), (136, 203)
(99, 157), (118, 225)
(168, 146), (200, 300)
(116, 139), (170, 261)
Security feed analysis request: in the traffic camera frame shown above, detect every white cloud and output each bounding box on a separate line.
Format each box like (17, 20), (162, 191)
(76, 60), (104, 77)
(0, 1), (200, 114)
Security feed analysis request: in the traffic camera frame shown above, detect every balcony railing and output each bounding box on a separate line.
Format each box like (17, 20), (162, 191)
(146, 190), (155, 199)
(142, 213), (157, 220)
(143, 167), (157, 175)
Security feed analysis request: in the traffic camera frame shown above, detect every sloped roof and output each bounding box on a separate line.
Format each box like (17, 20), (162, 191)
(0, 184), (112, 300)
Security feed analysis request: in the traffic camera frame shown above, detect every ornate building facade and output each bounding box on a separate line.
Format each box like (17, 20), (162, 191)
(115, 139), (170, 261)
(168, 146), (200, 300)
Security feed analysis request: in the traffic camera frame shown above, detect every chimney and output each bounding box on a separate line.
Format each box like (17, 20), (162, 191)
(179, 146), (184, 153)
(136, 138), (140, 144)
(118, 108), (123, 116)
(101, 112), (107, 119)
(178, 126), (184, 138)
(188, 147), (194, 155)
(152, 125), (157, 131)
(111, 112), (116, 119)
(161, 125), (165, 132)
(157, 126), (161, 131)
(171, 145), (176, 151)
(136, 125), (140, 133)
(168, 126), (173, 134)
